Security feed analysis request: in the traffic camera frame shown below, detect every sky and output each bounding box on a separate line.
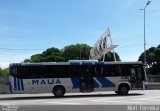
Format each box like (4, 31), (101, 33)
(0, 0), (160, 69)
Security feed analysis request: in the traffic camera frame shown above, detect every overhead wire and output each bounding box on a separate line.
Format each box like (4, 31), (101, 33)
(0, 44), (158, 51)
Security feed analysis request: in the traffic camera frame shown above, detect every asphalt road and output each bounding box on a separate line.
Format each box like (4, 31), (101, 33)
(0, 90), (160, 111)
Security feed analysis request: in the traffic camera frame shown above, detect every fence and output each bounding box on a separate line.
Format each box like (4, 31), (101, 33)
(0, 76), (10, 93)
(148, 75), (160, 82)
(147, 75), (160, 90)
(0, 76), (9, 85)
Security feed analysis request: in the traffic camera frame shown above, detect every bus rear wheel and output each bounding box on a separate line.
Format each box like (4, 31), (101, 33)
(118, 84), (129, 95)
(53, 86), (65, 97)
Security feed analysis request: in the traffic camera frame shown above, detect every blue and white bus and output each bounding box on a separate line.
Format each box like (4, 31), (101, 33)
(9, 61), (148, 97)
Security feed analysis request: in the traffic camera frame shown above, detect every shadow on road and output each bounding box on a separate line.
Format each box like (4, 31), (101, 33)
(0, 93), (144, 101)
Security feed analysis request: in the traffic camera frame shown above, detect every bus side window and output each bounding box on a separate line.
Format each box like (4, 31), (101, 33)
(94, 65), (103, 76)
(16, 66), (31, 79)
(103, 65), (119, 76)
(79, 65), (93, 77)
(10, 66), (18, 76)
(85, 65), (93, 75)
(115, 65), (120, 76)
(103, 65), (109, 76)
(119, 65), (130, 76)
(68, 65), (78, 77)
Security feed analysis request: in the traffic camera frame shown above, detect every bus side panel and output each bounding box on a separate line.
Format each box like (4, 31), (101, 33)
(10, 76), (131, 94)
(10, 77), (80, 94)
(25, 78), (80, 94)
(93, 77), (130, 92)
(60, 78), (80, 93)
(9, 76), (28, 94)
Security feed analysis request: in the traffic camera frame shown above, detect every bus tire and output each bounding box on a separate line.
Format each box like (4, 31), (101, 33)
(118, 84), (129, 95)
(53, 85), (65, 97)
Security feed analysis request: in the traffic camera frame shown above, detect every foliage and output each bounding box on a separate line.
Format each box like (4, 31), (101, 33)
(24, 47), (64, 62)
(138, 44), (160, 75)
(63, 44), (91, 61)
(99, 51), (121, 61)
(0, 68), (9, 76)
(24, 43), (121, 63)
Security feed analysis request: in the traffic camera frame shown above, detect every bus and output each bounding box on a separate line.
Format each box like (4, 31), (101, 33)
(9, 61), (148, 97)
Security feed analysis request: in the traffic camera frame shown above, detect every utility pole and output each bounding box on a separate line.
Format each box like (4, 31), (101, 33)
(140, 1), (151, 72)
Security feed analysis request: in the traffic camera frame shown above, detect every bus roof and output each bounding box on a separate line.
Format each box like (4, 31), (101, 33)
(9, 61), (143, 67)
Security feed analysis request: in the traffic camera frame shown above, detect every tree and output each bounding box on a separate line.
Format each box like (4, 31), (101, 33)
(139, 47), (157, 67)
(31, 54), (43, 62)
(62, 44), (91, 61)
(24, 43), (121, 63)
(24, 47), (64, 62)
(99, 51), (121, 61)
(41, 47), (64, 62)
(0, 68), (9, 76)
(138, 44), (160, 75)
(139, 47), (160, 66)
(24, 59), (32, 63)
(154, 48), (160, 64)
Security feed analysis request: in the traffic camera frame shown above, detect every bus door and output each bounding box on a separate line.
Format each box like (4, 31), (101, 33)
(130, 65), (144, 90)
(80, 66), (94, 92)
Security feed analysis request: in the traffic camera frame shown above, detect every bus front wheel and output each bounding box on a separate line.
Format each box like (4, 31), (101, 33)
(118, 84), (129, 95)
(53, 86), (65, 97)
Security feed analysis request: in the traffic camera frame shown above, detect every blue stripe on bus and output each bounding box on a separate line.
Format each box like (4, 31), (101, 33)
(95, 62), (104, 65)
(71, 78), (80, 88)
(20, 79), (24, 91)
(70, 62), (80, 65)
(17, 78), (21, 91)
(93, 78), (100, 88)
(82, 62), (92, 65)
(13, 78), (24, 91)
(96, 77), (115, 87)
(14, 77), (17, 91)
(71, 77), (115, 89)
